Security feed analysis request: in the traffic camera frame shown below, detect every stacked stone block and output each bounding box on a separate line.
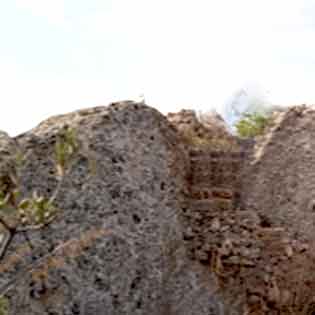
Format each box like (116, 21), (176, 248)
(183, 148), (243, 263)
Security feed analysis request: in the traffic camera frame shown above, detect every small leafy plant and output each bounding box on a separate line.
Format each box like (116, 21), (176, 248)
(0, 126), (79, 313)
(55, 126), (79, 177)
(235, 111), (271, 138)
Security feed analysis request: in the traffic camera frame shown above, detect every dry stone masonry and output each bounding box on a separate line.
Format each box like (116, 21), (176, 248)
(183, 148), (243, 263)
(170, 106), (315, 314)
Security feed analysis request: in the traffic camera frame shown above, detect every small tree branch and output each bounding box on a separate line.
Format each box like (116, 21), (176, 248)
(0, 230), (15, 261)
(48, 175), (64, 206)
(16, 214), (58, 232)
(0, 216), (13, 232)
(0, 215), (17, 260)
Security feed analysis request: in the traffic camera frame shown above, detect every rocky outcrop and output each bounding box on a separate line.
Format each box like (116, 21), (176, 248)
(169, 105), (315, 314)
(2, 102), (315, 315)
(0, 102), (226, 315)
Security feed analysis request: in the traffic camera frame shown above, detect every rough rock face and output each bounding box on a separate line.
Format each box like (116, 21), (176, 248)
(198, 110), (230, 134)
(241, 105), (315, 241)
(179, 144), (315, 315)
(0, 131), (20, 239)
(172, 105), (315, 314)
(167, 109), (238, 151)
(4, 102), (315, 315)
(0, 131), (19, 192)
(0, 102), (226, 315)
(226, 105), (315, 313)
(167, 109), (229, 138)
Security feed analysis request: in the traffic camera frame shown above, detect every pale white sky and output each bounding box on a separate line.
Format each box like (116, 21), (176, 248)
(1, 0), (315, 135)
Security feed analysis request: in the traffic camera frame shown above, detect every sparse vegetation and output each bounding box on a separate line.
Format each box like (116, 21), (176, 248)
(180, 129), (212, 148)
(235, 111), (272, 138)
(181, 128), (238, 151)
(0, 126), (80, 313)
(55, 126), (79, 177)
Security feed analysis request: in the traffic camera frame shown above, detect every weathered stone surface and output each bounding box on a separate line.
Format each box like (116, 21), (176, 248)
(4, 102), (315, 315)
(0, 102), (226, 315)
(0, 131), (19, 190)
(167, 109), (229, 136)
(167, 109), (238, 151)
(241, 105), (315, 241)
(174, 107), (315, 314)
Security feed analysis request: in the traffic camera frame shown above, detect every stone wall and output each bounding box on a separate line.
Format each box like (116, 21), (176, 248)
(181, 147), (243, 263)
(171, 109), (315, 314)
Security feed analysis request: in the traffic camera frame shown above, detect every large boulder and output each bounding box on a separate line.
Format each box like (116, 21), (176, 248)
(0, 101), (226, 315)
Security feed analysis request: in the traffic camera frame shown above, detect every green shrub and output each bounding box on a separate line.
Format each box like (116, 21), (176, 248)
(235, 112), (271, 138)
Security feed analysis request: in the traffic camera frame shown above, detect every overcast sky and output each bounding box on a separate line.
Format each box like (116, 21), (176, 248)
(1, 0), (315, 135)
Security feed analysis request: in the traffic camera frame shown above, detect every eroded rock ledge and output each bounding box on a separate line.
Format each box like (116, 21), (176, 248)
(0, 101), (315, 315)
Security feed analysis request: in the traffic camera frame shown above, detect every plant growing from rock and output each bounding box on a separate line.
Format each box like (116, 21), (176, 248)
(235, 111), (271, 138)
(0, 126), (79, 314)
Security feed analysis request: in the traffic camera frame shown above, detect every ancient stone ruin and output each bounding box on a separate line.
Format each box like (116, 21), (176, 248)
(0, 101), (315, 314)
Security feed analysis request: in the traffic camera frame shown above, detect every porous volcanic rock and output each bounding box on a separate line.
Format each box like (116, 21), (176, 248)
(0, 101), (226, 315)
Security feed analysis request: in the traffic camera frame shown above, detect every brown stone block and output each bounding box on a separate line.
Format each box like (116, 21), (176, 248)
(212, 189), (233, 199)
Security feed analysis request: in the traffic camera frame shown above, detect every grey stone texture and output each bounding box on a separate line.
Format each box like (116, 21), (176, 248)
(6, 102), (315, 315)
(241, 105), (315, 241)
(0, 102), (226, 315)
